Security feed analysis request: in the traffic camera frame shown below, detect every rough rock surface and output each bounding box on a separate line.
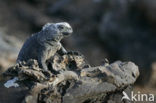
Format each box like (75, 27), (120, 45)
(2, 52), (139, 103)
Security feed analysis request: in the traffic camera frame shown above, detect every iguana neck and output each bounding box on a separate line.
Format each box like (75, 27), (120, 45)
(37, 31), (63, 45)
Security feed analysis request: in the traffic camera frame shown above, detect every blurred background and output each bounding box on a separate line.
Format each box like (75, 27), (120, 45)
(0, 0), (156, 95)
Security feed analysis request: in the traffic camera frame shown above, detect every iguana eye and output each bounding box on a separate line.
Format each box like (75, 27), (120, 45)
(58, 25), (64, 30)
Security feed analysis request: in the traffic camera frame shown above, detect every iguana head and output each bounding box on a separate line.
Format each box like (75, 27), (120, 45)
(55, 22), (73, 36)
(40, 22), (73, 42)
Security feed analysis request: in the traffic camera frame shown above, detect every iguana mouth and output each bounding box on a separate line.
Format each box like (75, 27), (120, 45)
(62, 30), (72, 36)
(62, 32), (70, 36)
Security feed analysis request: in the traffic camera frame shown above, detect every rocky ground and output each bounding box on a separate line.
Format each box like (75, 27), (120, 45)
(1, 52), (139, 103)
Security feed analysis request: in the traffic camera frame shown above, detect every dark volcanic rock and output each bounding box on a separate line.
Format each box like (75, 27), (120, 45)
(2, 52), (139, 103)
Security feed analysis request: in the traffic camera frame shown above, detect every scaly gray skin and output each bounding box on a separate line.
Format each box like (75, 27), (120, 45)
(17, 22), (73, 71)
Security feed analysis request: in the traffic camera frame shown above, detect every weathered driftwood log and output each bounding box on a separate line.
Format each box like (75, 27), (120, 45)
(2, 52), (139, 103)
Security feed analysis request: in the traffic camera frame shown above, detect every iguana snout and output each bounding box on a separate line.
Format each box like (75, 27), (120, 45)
(56, 22), (73, 36)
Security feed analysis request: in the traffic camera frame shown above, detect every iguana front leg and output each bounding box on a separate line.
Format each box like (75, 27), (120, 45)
(60, 46), (67, 53)
(58, 45), (67, 55)
(38, 48), (48, 71)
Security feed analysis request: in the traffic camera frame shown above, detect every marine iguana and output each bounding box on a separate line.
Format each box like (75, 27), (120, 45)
(17, 22), (73, 71)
